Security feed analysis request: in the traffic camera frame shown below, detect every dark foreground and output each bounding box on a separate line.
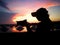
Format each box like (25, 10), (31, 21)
(0, 32), (60, 39)
(0, 21), (60, 33)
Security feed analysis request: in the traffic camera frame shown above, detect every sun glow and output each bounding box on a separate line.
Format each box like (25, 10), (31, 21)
(12, 13), (39, 23)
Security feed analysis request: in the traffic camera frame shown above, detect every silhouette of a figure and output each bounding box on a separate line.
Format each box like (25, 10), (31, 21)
(25, 8), (53, 32)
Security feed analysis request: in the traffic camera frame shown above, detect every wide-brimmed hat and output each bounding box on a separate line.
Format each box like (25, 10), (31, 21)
(31, 8), (48, 17)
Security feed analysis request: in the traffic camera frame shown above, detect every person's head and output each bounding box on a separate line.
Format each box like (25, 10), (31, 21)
(31, 8), (49, 21)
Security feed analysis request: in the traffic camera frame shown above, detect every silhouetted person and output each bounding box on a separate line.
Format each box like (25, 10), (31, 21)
(25, 8), (53, 32)
(31, 8), (53, 32)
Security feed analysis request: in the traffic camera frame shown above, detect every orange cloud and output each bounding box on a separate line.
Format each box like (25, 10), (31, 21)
(9, 1), (60, 13)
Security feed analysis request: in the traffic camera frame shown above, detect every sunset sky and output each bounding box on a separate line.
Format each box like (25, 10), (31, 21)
(0, 0), (60, 24)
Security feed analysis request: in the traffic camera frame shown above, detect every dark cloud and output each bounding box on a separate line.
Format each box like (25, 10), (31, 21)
(52, 0), (60, 2)
(46, 0), (60, 3)
(2, 0), (60, 2)
(0, 11), (15, 24)
(0, 0), (10, 10)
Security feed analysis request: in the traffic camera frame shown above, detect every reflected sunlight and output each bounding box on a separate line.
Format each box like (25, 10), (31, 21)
(12, 26), (27, 32)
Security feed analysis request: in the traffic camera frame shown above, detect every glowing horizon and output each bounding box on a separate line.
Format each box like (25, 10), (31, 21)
(12, 13), (60, 23)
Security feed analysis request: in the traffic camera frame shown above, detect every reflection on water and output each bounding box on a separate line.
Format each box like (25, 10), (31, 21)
(0, 25), (27, 32)
(12, 26), (27, 32)
(11, 25), (36, 32)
